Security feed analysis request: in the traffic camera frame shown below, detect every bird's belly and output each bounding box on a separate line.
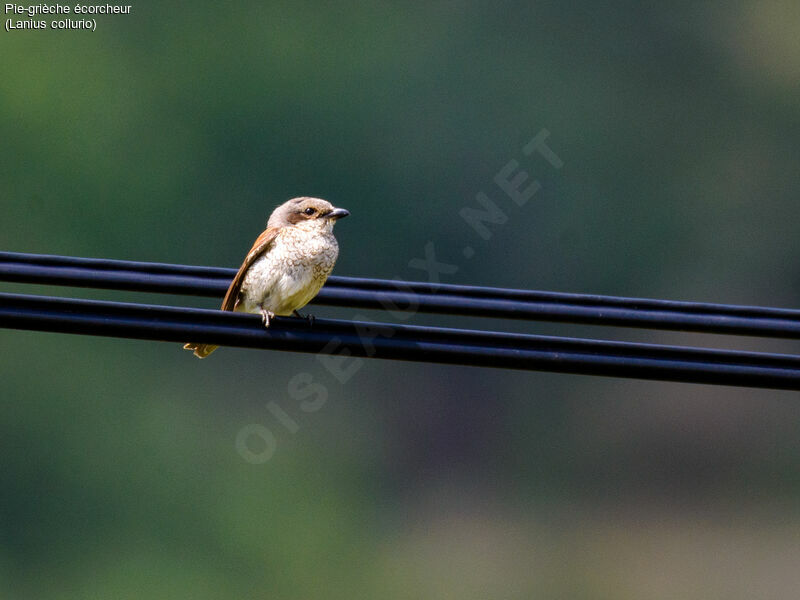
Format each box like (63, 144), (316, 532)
(268, 268), (325, 315)
(240, 244), (335, 315)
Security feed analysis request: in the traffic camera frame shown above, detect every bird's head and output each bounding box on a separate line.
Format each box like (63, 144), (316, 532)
(268, 197), (350, 232)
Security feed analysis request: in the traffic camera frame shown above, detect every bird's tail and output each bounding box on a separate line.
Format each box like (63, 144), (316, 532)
(183, 343), (219, 359)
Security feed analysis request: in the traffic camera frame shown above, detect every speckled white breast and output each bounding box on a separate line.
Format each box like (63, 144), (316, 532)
(238, 225), (339, 316)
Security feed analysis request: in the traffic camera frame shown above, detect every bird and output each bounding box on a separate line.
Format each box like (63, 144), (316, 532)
(184, 197), (349, 358)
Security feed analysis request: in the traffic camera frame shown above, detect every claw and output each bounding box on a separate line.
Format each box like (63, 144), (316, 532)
(293, 310), (315, 328)
(260, 307), (274, 327)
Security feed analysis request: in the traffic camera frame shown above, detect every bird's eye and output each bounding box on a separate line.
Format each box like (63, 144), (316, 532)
(303, 207), (316, 216)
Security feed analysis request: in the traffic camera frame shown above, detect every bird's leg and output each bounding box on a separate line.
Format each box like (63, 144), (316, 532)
(293, 310), (315, 328)
(260, 307), (275, 327)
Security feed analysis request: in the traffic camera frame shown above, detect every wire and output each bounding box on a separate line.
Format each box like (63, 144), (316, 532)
(2, 251), (800, 338)
(1, 292), (799, 390)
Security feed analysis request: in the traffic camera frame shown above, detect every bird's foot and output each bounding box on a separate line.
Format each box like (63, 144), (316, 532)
(260, 308), (275, 327)
(293, 310), (315, 328)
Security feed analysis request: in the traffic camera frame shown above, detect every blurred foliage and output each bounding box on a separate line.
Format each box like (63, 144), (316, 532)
(1, 1), (800, 597)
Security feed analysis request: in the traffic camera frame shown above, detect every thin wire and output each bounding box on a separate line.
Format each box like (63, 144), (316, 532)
(2, 252), (800, 339)
(1, 292), (799, 390)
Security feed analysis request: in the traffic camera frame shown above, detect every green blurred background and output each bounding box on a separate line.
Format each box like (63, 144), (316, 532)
(2, 1), (800, 597)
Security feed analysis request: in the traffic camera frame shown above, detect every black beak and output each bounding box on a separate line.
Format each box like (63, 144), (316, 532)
(325, 207), (350, 220)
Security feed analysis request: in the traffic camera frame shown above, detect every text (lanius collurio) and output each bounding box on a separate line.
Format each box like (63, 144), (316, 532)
(4, 3), (132, 31)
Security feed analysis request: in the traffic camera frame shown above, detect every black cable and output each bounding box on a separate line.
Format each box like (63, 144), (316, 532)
(1, 292), (799, 390)
(2, 251), (800, 339)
